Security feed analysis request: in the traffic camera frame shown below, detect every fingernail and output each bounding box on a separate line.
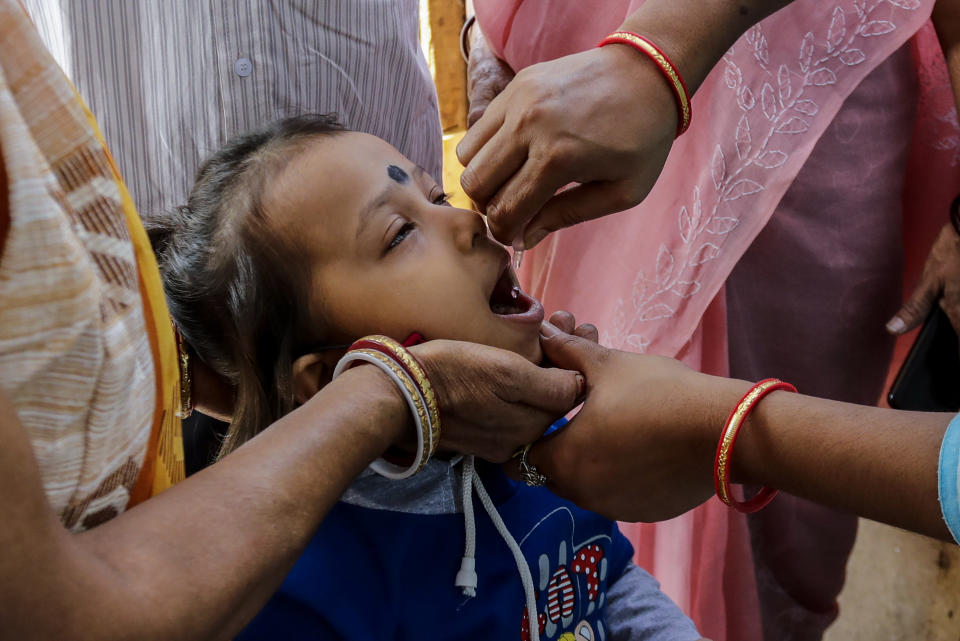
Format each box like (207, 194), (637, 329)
(886, 316), (907, 334)
(540, 320), (561, 338)
(525, 228), (548, 249)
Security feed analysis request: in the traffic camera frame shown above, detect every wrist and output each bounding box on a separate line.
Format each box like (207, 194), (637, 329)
(328, 363), (411, 455)
(595, 43), (679, 138)
(619, 0), (788, 95)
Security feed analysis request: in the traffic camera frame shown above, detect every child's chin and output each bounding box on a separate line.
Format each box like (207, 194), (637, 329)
(522, 340), (544, 365)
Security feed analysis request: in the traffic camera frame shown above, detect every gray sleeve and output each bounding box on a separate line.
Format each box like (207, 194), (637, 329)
(605, 562), (703, 641)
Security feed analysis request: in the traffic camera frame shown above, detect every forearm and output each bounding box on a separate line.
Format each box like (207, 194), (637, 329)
(620, 0), (795, 93)
(1, 366), (405, 641)
(711, 378), (954, 541)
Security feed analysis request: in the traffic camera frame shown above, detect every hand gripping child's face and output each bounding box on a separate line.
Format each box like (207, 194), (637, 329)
(264, 132), (545, 363)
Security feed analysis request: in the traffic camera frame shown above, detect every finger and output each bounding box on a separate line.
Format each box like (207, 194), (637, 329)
(521, 181), (640, 249)
(888, 278), (941, 334)
(456, 92), (506, 166)
(573, 323), (599, 344)
(483, 150), (573, 246)
(539, 321), (608, 377)
(515, 366), (585, 416)
(501, 427), (574, 498)
(467, 81), (501, 128)
(467, 102), (489, 129)
(444, 405), (565, 462)
(459, 125), (529, 213)
(548, 310), (577, 334)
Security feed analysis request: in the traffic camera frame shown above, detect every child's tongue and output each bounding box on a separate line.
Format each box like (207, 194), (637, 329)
(489, 269), (531, 316)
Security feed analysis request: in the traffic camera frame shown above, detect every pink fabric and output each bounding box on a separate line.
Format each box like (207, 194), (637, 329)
(474, 1), (950, 640)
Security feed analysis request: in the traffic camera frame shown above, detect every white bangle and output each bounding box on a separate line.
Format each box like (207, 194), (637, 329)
(332, 349), (433, 479)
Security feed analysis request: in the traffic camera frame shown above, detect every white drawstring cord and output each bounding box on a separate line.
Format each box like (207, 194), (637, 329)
(455, 456), (541, 641)
(455, 456), (478, 597)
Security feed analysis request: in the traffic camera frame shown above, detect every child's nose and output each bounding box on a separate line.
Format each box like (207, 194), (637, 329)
(447, 208), (488, 252)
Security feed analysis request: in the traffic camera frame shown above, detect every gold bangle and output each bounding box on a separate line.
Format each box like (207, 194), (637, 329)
(336, 348), (434, 477)
(350, 336), (441, 457)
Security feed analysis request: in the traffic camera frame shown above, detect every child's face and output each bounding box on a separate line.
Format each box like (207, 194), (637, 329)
(266, 132), (545, 362)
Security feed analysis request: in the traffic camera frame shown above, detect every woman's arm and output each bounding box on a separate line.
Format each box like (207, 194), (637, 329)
(457, 0), (795, 249)
(525, 326), (954, 542)
(0, 340), (583, 641)
(0, 365), (406, 641)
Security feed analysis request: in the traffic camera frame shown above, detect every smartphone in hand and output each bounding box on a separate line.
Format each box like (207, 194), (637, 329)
(888, 307), (960, 412)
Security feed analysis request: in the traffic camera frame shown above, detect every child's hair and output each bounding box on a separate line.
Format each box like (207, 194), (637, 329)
(148, 114), (345, 457)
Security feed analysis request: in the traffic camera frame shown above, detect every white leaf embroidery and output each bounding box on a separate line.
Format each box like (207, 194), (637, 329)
(776, 116), (811, 135)
(794, 99), (819, 116)
(761, 82), (777, 120)
(679, 206), (692, 243)
(724, 62), (742, 89)
(704, 216), (740, 234)
(887, 0), (920, 7)
(809, 67), (837, 86)
(625, 334), (649, 351)
(827, 7), (846, 53)
(613, 300), (626, 333)
(632, 271), (649, 311)
(738, 85), (756, 110)
(690, 243), (721, 266)
(860, 20), (896, 36)
(777, 64), (792, 105)
(656, 244), (675, 285)
(839, 48), (866, 65)
(754, 150), (788, 168)
(692, 187), (703, 231)
(736, 113), (752, 160)
(712, 145), (726, 189)
(755, 34), (769, 65)
(799, 32), (815, 73)
(671, 280), (702, 298)
(638, 304), (675, 322)
(724, 179), (764, 200)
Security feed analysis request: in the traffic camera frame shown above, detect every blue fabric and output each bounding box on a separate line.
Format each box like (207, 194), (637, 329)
(938, 413), (960, 544)
(237, 463), (634, 640)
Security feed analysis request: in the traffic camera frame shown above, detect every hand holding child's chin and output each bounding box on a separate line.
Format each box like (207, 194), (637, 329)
(408, 338), (585, 462)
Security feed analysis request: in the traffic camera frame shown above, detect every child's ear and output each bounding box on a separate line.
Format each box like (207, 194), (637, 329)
(291, 351), (343, 404)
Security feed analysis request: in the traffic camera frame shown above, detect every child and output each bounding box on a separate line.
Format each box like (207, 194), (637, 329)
(150, 115), (703, 641)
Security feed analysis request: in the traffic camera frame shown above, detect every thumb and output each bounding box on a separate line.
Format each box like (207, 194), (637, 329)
(889, 278), (940, 334)
(539, 320), (608, 376)
(522, 181), (637, 249)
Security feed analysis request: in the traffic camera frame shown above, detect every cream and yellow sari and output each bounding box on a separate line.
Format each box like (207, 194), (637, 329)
(0, 0), (183, 530)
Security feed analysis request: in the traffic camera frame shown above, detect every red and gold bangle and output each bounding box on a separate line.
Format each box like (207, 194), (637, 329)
(598, 31), (692, 137)
(714, 378), (796, 513)
(348, 335), (441, 457)
(333, 346), (433, 478)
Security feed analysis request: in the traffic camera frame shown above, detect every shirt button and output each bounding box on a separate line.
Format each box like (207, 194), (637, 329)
(234, 57), (253, 78)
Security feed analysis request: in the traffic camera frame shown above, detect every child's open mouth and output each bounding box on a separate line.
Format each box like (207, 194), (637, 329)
(488, 261), (544, 324)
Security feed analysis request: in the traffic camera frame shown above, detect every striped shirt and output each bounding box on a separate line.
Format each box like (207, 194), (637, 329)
(21, 0), (442, 217)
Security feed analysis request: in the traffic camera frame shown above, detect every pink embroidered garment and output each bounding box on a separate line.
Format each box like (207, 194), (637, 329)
(474, 1), (957, 639)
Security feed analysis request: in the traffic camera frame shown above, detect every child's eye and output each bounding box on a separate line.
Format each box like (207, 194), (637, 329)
(387, 221), (416, 251)
(432, 190), (452, 206)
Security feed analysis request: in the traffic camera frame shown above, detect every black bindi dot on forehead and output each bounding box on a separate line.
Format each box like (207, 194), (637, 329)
(387, 164), (409, 184)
